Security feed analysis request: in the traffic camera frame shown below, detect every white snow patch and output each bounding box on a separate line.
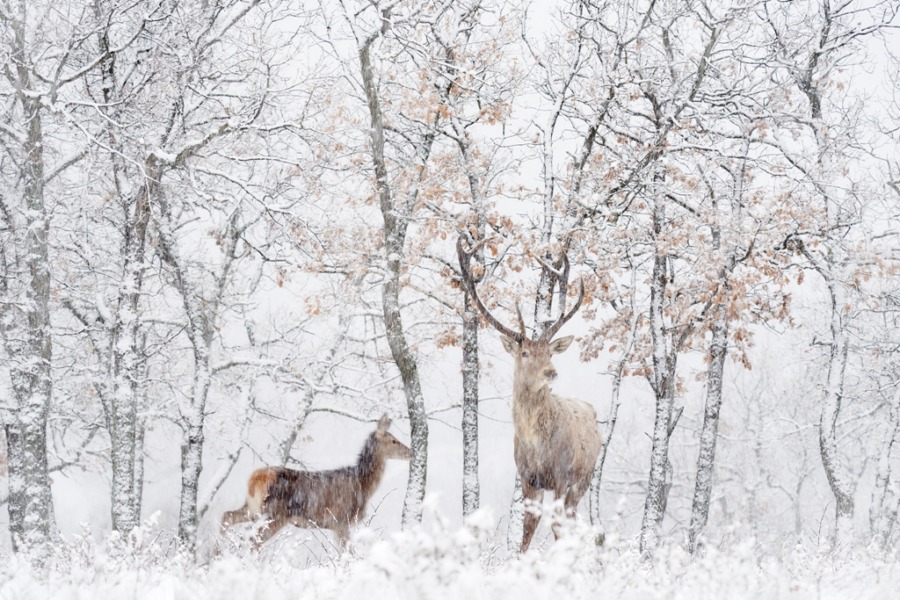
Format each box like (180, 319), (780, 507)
(2, 515), (899, 600)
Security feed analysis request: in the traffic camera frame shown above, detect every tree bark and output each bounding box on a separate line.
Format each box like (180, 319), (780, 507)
(94, 19), (152, 535)
(639, 194), (677, 558)
(178, 366), (211, 543)
(819, 279), (855, 540)
(461, 292), (480, 516)
(359, 28), (428, 525)
(688, 302), (729, 552)
(870, 385), (900, 550)
(1, 89), (54, 554)
(156, 188), (237, 545)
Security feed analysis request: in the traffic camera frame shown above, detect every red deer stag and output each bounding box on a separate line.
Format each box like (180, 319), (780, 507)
(221, 414), (412, 549)
(458, 236), (602, 552)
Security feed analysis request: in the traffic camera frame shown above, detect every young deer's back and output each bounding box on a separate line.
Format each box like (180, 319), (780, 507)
(221, 414), (411, 549)
(249, 466), (369, 527)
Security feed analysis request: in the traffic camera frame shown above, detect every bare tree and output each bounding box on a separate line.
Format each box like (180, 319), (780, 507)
(0, 0), (103, 553)
(348, 0), (459, 524)
(765, 0), (899, 544)
(423, 0), (521, 517)
(55, 1), (178, 534)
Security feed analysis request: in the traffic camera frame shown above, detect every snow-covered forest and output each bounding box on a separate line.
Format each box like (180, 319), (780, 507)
(2, 0), (900, 595)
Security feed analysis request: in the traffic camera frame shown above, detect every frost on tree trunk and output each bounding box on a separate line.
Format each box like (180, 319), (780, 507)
(870, 384), (900, 550)
(688, 303), (729, 552)
(462, 293), (480, 516)
(178, 389), (208, 543)
(170, 280), (217, 544)
(108, 180), (153, 534)
(383, 269), (429, 526)
(819, 278), (855, 543)
(172, 280), (215, 543)
(95, 34), (151, 535)
(589, 300), (637, 526)
(1, 95), (54, 554)
(360, 29), (428, 525)
(640, 196), (677, 558)
(155, 197), (225, 545)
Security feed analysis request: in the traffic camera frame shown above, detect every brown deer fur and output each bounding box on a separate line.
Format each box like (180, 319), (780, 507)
(504, 335), (602, 551)
(221, 414), (412, 549)
(458, 236), (602, 552)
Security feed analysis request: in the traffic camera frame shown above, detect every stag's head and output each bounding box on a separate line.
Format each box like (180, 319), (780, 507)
(501, 334), (575, 394)
(457, 235), (583, 395)
(374, 413), (413, 461)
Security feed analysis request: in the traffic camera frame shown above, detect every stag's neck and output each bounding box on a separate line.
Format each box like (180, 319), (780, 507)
(512, 380), (555, 432)
(512, 379), (553, 408)
(355, 434), (386, 496)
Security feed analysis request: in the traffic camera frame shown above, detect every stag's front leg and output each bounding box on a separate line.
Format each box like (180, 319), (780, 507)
(521, 479), (543, 552)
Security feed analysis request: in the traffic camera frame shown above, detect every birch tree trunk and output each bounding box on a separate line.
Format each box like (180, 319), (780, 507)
(359, 27), (428, 525)
(1, 60), (54, 555)
(590, 288), (639, 525)
(461, 293), (480, 516)
(820, 279), (855, 538)
(639, 192), (677, 557)
(156, 192), (242, 544)
(766, 0), (896, 545)
(869, 385), (900, 549)
(93, 19), (153, 534)
(687, 303), (728, 552)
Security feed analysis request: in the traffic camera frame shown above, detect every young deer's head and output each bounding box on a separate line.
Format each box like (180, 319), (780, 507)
(373, 413), (413, 461)
(457, 235), (584, 396)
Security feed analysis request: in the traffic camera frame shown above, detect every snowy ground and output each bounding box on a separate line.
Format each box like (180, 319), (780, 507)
(2, 509), (898, 600)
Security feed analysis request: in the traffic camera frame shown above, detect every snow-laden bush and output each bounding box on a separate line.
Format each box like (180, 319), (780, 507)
(1, 508), (899, 600)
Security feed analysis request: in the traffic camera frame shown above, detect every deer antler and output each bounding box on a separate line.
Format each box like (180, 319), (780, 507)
(539, 250), (585, 341)
(457, 235), (526, 342)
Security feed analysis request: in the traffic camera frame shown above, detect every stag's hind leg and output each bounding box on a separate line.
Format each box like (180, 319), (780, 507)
(521, 480), (544, 552)
(564, 478), (590, 518)
(548, 480), (588, 540)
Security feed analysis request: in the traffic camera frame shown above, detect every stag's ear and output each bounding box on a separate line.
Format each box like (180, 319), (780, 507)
(549, 336), (574, 355)
(501, 336), (519, 355)
(377, 413), (391, 433)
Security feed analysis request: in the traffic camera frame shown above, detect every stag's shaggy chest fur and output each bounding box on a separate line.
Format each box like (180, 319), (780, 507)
(512, 388), (602, 493)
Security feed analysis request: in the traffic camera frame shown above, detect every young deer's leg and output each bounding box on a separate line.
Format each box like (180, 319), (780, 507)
(334, 524), (351, 552)
(521, 480), (543, 552)
(253, 517), (288, 549)
(221, 503), (254, 531)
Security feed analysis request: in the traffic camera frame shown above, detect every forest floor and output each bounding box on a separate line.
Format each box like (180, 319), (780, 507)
(2, 512), (898, 599)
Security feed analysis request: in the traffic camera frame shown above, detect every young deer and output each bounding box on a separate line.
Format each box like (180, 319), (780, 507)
(221, 414), (412, 549)
(458, 236), (602, 552)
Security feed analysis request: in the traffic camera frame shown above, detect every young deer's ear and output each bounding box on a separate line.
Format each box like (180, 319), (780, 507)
(501, 336), (519, 355)
(549, 336), (574, 355)
(377, 413), (391, 433)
